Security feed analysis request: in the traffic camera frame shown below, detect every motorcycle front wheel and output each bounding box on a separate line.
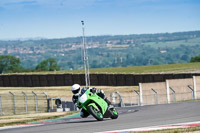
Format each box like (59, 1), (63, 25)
(88, 105), (104, 121)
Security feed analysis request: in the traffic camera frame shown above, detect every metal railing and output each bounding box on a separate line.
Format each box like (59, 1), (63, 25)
(1, 87), (199, 115)
(0, 91), (48, 116)
(108, 89), (200, 107)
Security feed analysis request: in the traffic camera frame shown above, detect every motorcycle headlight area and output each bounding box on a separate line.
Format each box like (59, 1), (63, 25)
(78, 93), (87, 103)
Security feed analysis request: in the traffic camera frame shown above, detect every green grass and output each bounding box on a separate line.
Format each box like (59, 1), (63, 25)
(87, 62), (200, 74)
(7, 62), (200, 74)
(177, 99), (200, 103)
(143, 37), (200, 48)
(0, 111), (79, 127)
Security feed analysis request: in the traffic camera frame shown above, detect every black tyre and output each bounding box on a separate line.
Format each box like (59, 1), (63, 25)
(110, 109), (118, 119)
(88, 105), (104, 121)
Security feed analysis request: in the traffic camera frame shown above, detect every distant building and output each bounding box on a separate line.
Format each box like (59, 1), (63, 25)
(160, 50), (167, 53)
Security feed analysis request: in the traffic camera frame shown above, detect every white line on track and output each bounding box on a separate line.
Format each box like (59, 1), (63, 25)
(96, 121), (200, 133)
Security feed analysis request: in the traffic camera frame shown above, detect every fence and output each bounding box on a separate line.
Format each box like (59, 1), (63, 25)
(0, 91), (48, 115)
(107, 91), (138, 107)
(1, 76), (200, 115)
(38, 76), (200, 110)
(109, 76), (200, 107)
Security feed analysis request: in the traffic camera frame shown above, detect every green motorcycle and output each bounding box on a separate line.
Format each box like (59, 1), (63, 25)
(77, 89), (118, 121)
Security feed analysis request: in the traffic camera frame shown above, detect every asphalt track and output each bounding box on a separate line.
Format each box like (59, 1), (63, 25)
(1, 101), (200, 133)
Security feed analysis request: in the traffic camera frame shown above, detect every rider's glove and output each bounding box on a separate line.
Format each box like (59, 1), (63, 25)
(90, 87), (96, 94)
(72, 95), (78, 104)
(97, 89), (106, 99)
(72, 98), (77, 104)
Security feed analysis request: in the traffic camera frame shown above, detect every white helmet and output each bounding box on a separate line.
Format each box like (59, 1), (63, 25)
(72, 84), (81, 96)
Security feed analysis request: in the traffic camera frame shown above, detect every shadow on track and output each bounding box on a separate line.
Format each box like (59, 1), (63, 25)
(116, 108), (139, 115)
(29, 107), (139, 127)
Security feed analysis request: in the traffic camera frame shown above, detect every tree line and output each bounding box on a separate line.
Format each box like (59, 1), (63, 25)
(0, 55), (60, 74)
(190, 55), (200, 63)
(0, 54), (200, 74)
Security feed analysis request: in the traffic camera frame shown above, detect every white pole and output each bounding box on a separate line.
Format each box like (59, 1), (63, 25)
(139, 83), (143, 106)
(166, 80), (170, 104)
(193, 76), (197, 99)
(81, 21), (90, 87)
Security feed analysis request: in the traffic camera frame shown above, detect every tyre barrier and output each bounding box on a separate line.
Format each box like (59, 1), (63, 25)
(0, 73), (200, 87)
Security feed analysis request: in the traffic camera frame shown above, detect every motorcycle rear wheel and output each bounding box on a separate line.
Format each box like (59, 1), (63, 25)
(110, 109), (118, 119)
(88, 105), (104, 121)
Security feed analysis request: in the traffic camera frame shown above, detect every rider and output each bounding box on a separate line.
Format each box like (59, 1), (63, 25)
(71, 84), (112, 118)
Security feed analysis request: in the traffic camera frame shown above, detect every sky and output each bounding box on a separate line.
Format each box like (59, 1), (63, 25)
(0, 0), (199, 40)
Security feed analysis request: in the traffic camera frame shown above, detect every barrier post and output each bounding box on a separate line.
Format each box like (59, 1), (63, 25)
(43, 91), (50, 112)
(51, 98), (53, 110)
(151, 88), (158, 104)
(193, 76), (197, 99)
(9, 92), (16, 115)
(139, 83), (143, 106)
(32, 91), (38, 112)
(133, 90), (140, 106)
(0, 96), (2, 115)
(22, 92), (28, 114)
(169, 87), (176, 103)
(116, 91), (125, 107)
(188, 85), (195, 99)
(166, 80), (171, 104)
(110, 93), (117, 105)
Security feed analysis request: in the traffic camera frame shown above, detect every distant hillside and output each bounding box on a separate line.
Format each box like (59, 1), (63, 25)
(0, 31), (200, 70)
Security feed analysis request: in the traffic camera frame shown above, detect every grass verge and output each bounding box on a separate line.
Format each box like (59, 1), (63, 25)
(177, 99), (200, 103)
(0, 111), (79, 127)
(4, 62), (200, 74)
